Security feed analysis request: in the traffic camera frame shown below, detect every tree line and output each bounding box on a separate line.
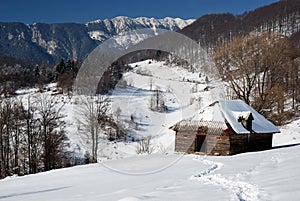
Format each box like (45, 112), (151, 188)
(0, 55), (130, 179)
(213, 32), (300, 125)
(0, 57), (84, 179)
(0, 94), (73, 179)
(0, 57), (80, 98)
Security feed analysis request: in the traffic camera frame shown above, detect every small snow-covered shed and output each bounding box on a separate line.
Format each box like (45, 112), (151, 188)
(171, 100), (280, 155)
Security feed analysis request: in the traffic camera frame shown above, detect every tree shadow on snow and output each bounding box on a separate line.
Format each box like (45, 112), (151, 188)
(0, 186), (70, 200)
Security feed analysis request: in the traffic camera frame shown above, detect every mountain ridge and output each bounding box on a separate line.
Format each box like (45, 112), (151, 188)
(0, 16), (194, 63)
(1, 0), (300, 64)
(179, 0), (300, 49)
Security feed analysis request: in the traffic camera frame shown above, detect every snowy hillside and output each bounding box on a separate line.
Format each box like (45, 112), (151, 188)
(9, 59), (223, 162)
(70, 59), (224, 160)
(2, 59), (300, 201)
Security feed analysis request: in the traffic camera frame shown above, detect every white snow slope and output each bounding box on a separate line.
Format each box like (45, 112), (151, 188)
(1, 60), (300, 201)
(1, 144), (300, 201)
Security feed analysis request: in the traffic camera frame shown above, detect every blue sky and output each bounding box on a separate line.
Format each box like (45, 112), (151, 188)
(0, 0), (279, 24)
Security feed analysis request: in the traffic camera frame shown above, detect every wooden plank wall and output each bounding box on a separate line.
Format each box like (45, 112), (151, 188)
(229, 134), (249, 154)
(249, 133), (273, 151)
(175, 131), (196, 153)
(175, 129), (274, 155)
(229, 133), (273, 154)
(209, 135), (230, 155)
(176, 132), (232, 155)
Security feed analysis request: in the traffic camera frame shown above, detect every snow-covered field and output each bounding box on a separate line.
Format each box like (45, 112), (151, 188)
(1, 139), (300, 201)
(1, 60), (300, 201)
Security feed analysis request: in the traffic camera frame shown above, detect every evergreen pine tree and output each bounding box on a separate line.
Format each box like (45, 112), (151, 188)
(66, 59), (72, 72)
(56, 58), (66, 75)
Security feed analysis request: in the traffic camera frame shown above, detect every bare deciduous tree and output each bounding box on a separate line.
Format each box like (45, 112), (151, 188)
(78, 95), (111, 163)
(213, 32), (295, 123)
(149, 87), (166, 112)
(33, 94), (66, 171)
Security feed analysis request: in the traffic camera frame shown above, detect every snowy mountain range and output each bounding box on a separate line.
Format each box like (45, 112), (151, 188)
(0, 16), (194, 63)
(1, 0), (299, 64)
(86, 16), (194, 42)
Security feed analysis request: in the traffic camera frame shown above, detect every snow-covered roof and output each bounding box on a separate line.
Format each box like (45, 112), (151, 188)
(219, 100), (280, 134)
(171, 99), (280, 135)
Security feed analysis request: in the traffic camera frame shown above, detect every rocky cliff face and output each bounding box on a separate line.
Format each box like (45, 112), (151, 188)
(0, 17), (194, 63)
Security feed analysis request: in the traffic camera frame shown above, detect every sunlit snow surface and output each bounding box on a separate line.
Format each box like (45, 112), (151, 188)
(219, 100), (280, 134)
(1, 143), (300, 201)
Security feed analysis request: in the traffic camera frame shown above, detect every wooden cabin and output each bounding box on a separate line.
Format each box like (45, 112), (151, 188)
(171, 100), (280, 155)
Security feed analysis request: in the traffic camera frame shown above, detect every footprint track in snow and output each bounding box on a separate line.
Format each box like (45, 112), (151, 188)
(191, 156), (260, 201)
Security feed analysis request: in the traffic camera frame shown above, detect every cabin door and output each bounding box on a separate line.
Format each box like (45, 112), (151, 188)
(196, 135), (206, 152)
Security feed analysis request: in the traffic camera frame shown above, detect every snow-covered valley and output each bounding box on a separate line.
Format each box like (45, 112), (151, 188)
(1, 59), (300, 201)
